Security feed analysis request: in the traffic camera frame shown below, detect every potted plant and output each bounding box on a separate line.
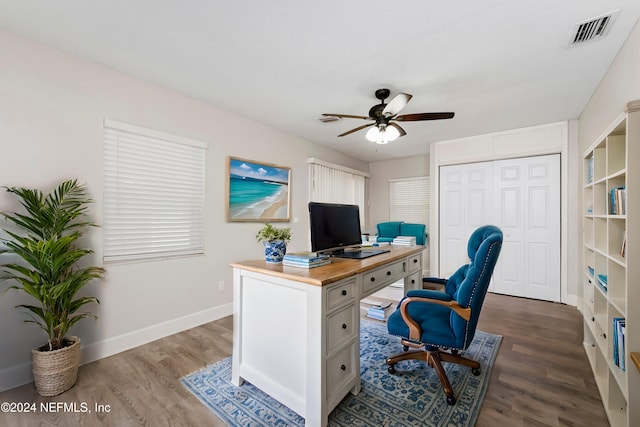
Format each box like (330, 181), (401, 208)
(0, 179), (105, 396)
(256, 222), (291, 263)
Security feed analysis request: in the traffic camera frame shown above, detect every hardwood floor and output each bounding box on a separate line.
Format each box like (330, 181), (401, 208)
(0, 293), (608, 426)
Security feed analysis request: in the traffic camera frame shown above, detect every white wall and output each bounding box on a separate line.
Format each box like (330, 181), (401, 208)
(579, 20), (640, 152)
(0, 29), (368, 390)
(368, 155), (430, 232)
(368, 155), (431, 273)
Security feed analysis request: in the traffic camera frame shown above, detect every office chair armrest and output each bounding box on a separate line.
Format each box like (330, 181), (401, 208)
(422, 277), (448, 285)
(399, 296), (472, 342)
(406, 289), (451, 300)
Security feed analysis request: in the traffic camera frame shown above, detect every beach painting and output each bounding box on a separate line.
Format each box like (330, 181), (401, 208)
(226, 157), (291, 222)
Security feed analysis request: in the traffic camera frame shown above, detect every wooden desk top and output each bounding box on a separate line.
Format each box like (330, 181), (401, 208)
(231, 245), (424, 287)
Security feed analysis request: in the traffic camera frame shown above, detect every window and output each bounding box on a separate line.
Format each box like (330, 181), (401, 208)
(389, 176), (430, 226)
(308, 158), (368, 223)
(103, 119), (207, 262)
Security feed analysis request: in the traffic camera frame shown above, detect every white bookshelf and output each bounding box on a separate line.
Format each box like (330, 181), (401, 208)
(582, 101), (640, 427)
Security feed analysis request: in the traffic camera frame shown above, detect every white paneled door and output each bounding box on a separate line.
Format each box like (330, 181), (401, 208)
(439, 154), (560, 302)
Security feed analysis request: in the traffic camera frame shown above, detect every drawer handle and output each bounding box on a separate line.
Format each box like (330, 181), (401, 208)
(342, 290), (347, 296)
(386, 271), (391, 276)
(411, 279), (415, 284)
(342, 323), (347, 329)
(413, 258), (418, 263)
(591, 317), (595, 322)
(340, 364), (346, 371)
(370, 277), (375, 282)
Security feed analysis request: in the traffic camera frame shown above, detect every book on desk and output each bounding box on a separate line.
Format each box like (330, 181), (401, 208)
(283, 252), (331, 268)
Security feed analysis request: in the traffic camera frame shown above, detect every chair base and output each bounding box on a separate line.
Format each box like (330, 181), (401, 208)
(385, 346), (481, 405)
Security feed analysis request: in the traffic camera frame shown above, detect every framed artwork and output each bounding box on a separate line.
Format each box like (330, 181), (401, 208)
(226, 156), (291, 222)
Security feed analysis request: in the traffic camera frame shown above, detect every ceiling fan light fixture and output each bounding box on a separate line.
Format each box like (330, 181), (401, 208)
(366, 125), (399, 144)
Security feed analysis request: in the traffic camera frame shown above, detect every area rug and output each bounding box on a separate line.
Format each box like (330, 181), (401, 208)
(181, 320), (501, 427)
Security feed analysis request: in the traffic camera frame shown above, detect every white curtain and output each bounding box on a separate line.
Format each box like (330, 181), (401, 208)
(389, 176), (430, 226)
(308, 158), (367, 223)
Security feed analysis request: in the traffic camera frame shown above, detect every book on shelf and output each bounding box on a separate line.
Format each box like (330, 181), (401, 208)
(596, 274), (608, 292)
(392, 236), (416, 245)
(613, 317), (626, 371)
(586, 156), (594, 184)
(621, 230), (626, 258)
(609, 186), (626, 215)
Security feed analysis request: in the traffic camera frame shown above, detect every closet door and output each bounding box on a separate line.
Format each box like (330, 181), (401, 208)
(439, 161), (493, 277)
(439, 154), (560, 302)
(492, 154), (560, 302)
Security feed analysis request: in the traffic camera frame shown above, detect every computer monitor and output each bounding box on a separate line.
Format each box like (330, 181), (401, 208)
(308, 202), (362, 255)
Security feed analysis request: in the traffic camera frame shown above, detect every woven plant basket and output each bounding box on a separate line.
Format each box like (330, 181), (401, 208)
(31, 336), (81, 396)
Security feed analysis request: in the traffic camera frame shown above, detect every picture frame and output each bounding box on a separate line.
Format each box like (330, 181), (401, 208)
(226, 156), (291, 222)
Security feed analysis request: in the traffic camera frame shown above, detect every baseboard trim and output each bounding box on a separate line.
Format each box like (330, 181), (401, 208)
(0, 303), (233, 392)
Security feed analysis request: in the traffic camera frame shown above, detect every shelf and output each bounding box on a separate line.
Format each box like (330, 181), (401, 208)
(581, 105), (637, 427)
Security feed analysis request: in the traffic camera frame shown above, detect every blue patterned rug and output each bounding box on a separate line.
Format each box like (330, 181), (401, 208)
(181, 320), (501, 426)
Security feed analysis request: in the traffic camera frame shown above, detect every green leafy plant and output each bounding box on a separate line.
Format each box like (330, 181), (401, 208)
(0, 179), (105, 351)
(256, 222), (291, 243)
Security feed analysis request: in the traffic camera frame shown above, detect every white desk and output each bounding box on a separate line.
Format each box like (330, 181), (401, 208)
(231, 246), (424, 427)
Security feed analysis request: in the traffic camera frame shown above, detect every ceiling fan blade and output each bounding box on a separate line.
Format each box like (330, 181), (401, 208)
(322, 113), (372, 120)
(382, 93), (412, 117)
(388, 122), (407, 137)
(396, 112), (455, 122)
(338, 123), (375, 137)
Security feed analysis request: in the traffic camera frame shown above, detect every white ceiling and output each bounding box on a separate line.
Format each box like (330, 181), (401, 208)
(2, 1), (640, 162)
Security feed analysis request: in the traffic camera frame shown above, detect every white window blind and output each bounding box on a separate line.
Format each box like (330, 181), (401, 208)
(389, 176), (430, 226)
(308, 158), (368, 223)
(103, 119), (207, 262)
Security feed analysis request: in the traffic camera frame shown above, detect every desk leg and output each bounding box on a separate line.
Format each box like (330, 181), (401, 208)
(231, 268), (244, 387)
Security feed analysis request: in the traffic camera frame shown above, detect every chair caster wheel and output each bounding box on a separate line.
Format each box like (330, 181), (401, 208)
(446, 395), (456, 405)
(472, 367), (481, 376)
(388, 364), (396, 374)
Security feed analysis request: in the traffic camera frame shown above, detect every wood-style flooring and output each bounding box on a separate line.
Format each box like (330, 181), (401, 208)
(0, 293), (609, 426)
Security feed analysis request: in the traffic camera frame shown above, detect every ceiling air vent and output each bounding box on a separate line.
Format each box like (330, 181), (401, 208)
(570, 11), (619, 46)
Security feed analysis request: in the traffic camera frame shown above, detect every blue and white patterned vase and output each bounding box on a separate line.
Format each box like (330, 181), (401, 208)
(264, 240), (287, 263)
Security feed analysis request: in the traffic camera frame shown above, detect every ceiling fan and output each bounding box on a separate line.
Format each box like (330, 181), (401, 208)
(322, 88), (454, 144)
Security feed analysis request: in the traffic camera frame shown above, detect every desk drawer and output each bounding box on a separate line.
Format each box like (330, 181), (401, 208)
(362, 260), (406, 294)
(327, 304), (357, 353)
(326, 279), (356, 310)
(407, 253), (422, 272)
(326, 341), (356, 400)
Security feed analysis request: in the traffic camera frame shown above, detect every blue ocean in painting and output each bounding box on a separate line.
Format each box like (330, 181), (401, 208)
(228, 174), (288, 219)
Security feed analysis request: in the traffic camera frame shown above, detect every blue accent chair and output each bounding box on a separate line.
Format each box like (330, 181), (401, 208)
(386, 225), (503, 405)
(376, 221), (427, 245)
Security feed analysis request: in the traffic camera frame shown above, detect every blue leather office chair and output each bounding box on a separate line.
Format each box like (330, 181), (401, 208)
(386, 225), (503, 405)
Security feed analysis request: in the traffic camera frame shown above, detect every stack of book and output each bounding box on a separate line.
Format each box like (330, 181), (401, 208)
(613, 317), (626, 371)
(392, 236), (416, 246)
(282, 252), (330, 268)
(361, 299), (394, 321)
